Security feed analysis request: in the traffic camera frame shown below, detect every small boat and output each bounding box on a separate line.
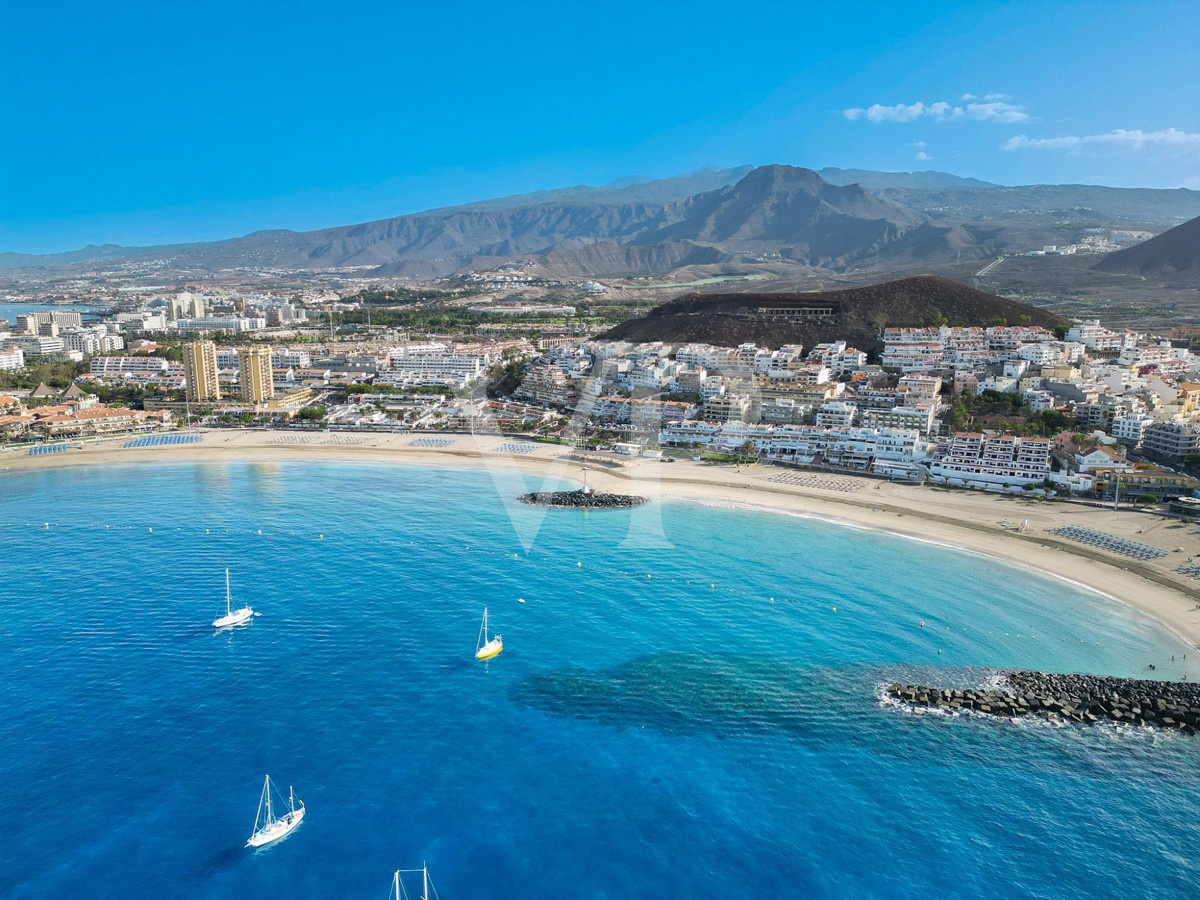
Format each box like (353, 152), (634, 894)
(212, 569), (254, 628)
(475, 606), (503, 660)
(391, 863), (435, 900)
(246, 775), (304, 848)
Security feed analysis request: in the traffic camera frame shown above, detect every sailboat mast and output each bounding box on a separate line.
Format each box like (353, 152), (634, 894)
(483, 606), (488, 641)
(423, 862), (428, 900)
(264, 776), (274, 825)
(225, 569), (232, 615)
(392, 871), (400, 900)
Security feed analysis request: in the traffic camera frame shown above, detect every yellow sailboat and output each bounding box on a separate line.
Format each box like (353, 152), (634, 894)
(475, 606), (503, 660)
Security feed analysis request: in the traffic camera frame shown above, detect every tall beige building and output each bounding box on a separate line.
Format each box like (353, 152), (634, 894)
(238, 345), (275, 404)
(183, 340), (221, 403)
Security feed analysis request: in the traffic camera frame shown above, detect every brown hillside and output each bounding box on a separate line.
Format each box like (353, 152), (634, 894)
(1097, 215), (1200, 276)
(601, 275), (1063, 350)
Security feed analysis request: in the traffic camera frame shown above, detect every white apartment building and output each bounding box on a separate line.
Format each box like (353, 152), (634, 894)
(115, 312), (169, 332)
(89, 356), (170, 376)
(271, 349), (312, 368)
(806, 341), (867, 378)
(859, 404), (937, 435)
(1110, 412), (1155, 448)
(926, 433), (1052, 488)
(7, 334), (65, 357)
(172, 317), (266, 334)
(1117, 343), (1190, 368)
(815, 400), (857, 427)
(381, 346), (491, 388)
(215, 348), (240, 368)
(676, 343), (736, 371)
(986, 325), (1054, 350)
(1023, 389), (1057, 412)
(62, 331), (125, 355)
(897, 374), (942, 406)
(1016, 343), (1060, 366)
(1065, 321), (1137, 352)
(0, 345), (25, 369)
(881, 336), (945, 373)
(660, 422), (928, 468)
(759, 397), (812, 425)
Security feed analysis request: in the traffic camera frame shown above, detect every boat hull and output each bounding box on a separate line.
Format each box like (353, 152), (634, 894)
(475, 637), (503, 660)
(246, 807), (304, 848)
(213, 607), (254, 628)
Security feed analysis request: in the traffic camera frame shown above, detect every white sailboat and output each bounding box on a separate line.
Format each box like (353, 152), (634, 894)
(391, 863), (436, 900)
(212, 568), (254, 628)
(246, 775), (305, 848)
(475, 606), (502, 660)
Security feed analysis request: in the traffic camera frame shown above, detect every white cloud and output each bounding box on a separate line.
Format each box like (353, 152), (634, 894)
(844, 97), (1027, 124)
(964, 101), (1027, 124)
(915, 151), (932, 161)
(1003, 128), (1200, 151)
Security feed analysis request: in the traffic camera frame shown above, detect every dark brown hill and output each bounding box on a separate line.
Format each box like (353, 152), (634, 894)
(601, 275), (1063, 350)
(1096, 215), (1200, 276)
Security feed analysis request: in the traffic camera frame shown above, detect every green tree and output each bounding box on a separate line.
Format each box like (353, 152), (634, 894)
(487, 348), (528, 398)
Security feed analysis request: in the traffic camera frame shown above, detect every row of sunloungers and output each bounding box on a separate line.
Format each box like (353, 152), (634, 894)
(123, 434), (202, 449)
(768, 472), (861, 493)
(1052, 525), (1168, 560)
(29, 443), (76, 456)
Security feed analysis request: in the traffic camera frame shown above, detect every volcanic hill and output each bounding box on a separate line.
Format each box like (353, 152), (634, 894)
(1097, 215), (1200, 277)
(600, 275), (1063, 351)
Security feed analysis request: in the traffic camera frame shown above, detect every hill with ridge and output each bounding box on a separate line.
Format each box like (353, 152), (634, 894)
(600, 274), (1063, 350)
(1096, 215), (1200, 276)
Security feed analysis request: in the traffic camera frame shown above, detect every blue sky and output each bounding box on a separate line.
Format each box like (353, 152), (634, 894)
(2, 0), (1198, 253)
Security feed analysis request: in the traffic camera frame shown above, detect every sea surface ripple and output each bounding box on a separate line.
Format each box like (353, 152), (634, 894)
(0, 461), (1197, 898)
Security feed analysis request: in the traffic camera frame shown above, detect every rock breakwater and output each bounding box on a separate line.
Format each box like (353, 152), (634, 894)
(886, 670), (1200, 734)
(519, 490), (648, 509)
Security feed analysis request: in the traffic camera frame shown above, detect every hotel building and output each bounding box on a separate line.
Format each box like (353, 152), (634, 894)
(926, 433), (1052, 488)
(238, 345), (275, 403)
(183, 340), (222, 403)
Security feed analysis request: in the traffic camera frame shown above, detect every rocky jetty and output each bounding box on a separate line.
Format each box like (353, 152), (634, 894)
(886, 670), (1200, 735)
(520, 489), (648, 509)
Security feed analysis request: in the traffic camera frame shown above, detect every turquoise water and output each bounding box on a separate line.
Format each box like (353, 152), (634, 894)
(1, 461), (1198, 898)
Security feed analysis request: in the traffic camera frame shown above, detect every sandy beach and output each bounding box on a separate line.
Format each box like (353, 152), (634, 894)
(5, 428), (1200, 649)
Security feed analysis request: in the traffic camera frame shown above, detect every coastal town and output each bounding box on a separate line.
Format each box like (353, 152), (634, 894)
(5, 283), (1200, 511)
(8, 4), (1200, 896)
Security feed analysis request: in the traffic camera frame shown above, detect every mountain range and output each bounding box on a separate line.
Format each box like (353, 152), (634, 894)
(4, 165), (1200, 280)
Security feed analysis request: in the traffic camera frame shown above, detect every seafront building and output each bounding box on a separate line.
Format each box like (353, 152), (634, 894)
(238, 346), (276, 403)
(183, 341), (222, 403)
(926, 433), (1053, 488)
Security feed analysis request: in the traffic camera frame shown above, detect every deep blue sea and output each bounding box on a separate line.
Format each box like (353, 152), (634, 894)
(1, 461), (1198, 899)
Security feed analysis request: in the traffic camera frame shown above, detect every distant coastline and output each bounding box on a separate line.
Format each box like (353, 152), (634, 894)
(3, 427), (1199, 649)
